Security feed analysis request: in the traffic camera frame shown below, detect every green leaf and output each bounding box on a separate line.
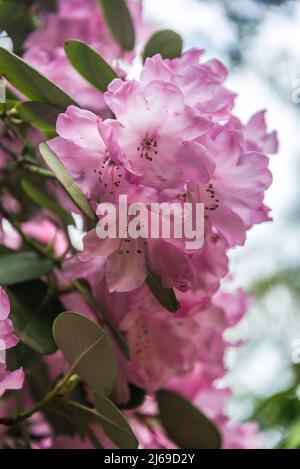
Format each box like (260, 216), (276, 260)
(146, 268), (180, 313)
(285, 419), (300, 449)
(64, 40), (118, 93)
(46, 400), (88, 439)
(95, 396), (138, 449)
(0, 251), (53, 285)
(143, 30), (183, 62)
(21, 179), (74, 226)
(0, 99), (18, 113)
(0, 47), (77, 109)
(53, 312), (117, 397)
(157, 390), (222, 449)
(39, 143), (97, 222)
(118, 384), (146, 410)
(16, 101), (61, 134)
(36, 0), (58, 11)
(7, 280), (65, 354)
(100, 0), (135, 51)
(69, 398), (138, 449)
(0, 1), (33, 54)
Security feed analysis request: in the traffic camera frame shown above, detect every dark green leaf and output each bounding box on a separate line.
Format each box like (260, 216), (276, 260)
(7, 280), (65, 354)
(21, 179), (74, 226)
(53, 312), (117, 397)
(65, 40), (118, 92)
(0, 47), (77, 108)
(100, 0), (135, 51)
(0, 251), (53, 285)
(0, 1), (33, 54)
(36, 0), (58, 11)
(118, 384), (146, 410)
(157, 390), (222, 449)
(45, 400), (87, 438)
(69, 398), (138, 449)
(143, 30), (183, 62)
(146, 268), (180, 313)
(16, 101), (61, 134)
(0, 245), (14, 256)
(39, 143), (96, 222)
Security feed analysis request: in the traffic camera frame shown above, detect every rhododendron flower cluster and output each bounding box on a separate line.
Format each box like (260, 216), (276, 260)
(0, 0), (278, 450)
(48, 51), (277, 294)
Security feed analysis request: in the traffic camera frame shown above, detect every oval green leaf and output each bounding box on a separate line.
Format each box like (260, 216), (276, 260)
(143, 30), (183, 62)
(157, 390), (222, 449)
(0, 47), (77, 109)
(21, 179), (74, 226)
(39, 143), (97, 222)
(68, 398), (138, 449)
(0, 251), (54, 285)
(100, 0), (135, 51)
(146, 268), (180, 313)
(53, 312), (117, 397)
(16, 101), (61, 134)
(64, 40), (118, 92)
(95, 396), (138, 449)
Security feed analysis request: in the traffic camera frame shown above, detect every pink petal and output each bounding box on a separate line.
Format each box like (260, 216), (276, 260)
(82, 228), (119, 258)
(0, 367), (24, 397)
(106, 241), (147, 293)
(0, 287), (10, 320)
(175, 141), (215, 184)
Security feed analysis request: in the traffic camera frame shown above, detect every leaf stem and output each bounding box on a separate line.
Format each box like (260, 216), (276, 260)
(22, 163), (57, 179)
(0, 373), (76, 427)
(72, 279), (130, 359)
(0, 141), (56, 179)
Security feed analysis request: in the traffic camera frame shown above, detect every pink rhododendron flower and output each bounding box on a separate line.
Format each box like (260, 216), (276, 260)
(101, 79), (214, 190)
(81, 186), (200, 293)
(0, 288), (24, 397)
(22, 218), (69, 258)
(48, 106), (128, 202)
(0, 288), (18, 351)
(140, 51), (236, 121)
(188, 127), (273, 246)
(118, 289), (199, 392)
(241, 111), (278, 154)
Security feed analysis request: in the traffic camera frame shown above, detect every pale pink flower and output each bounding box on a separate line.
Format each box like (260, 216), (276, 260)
(22, 218), (69, 258)
(101, 79), (214, 190)
(141, 51), (236, 120)
(0, 288), (19, 350)
(0, 288), (24, 397)
(81, 186), (200, 293)
(243, 111), (278, 154)
(188, 128), (273, 246)
(118, 288), (198, 393)
(48, 106), (128, 203)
